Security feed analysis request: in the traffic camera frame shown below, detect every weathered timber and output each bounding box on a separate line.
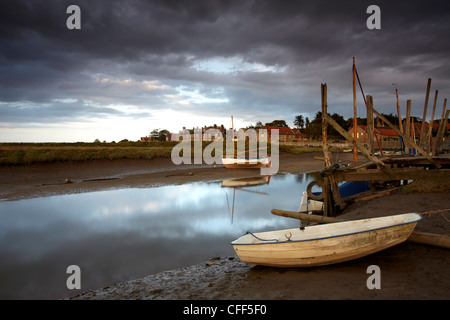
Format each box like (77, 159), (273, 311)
(323, 114), (386, 167)
(395, 89), (404, 133)
(372, 108), (441, 168)
(427, 90), (439, 154)
(321, 83), (342, 215)
(407, 231), (450, 249)
(366, 95), (375, 154)
(419, 78), (432, 148)
(405, 100), (411, 154)
(271, 209), (346, 224)
(333, 167), (450, 182)
(434, 108), (449, 156)
(352, 58), (358, 164)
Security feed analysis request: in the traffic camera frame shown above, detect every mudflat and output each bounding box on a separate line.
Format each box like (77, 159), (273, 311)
(1, 152), (449, 300)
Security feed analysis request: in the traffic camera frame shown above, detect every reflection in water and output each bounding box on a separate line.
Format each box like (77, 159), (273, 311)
(0, 173), (315, 299)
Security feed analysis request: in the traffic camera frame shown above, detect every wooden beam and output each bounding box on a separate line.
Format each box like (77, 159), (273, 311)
(366, 95), (375, 154)
(322, 83), (342, 215)
(352, 57), (358, 164)
(372, 108), (441, 168)
(419, 78), (432, 148)
(427, 90), (439, 153)
(321, 83), (342, 215)
(434, 100), (448, 156)
(408, 232), (450, 249)
(271, 209), (345, 224)
(434, 110), (450, 156)
(395, 89), (404, 133)
(405, 100), (411, 154)
(333, 167), (450, 182)
(324, 113), (386, 167)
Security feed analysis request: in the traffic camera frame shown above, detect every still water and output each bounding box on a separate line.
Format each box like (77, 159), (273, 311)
(0, 172), (319, 299)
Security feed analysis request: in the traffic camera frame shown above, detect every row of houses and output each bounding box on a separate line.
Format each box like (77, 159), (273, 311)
(141, 122), (448, 146)
(142, 124), (308, 142)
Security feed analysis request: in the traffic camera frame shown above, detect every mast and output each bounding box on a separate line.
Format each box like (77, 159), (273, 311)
(352, 57), (358, 164)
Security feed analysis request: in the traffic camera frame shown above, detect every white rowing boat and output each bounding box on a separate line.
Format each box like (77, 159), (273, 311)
(231, 213), (422, 267)
(222, 157), (271, 169)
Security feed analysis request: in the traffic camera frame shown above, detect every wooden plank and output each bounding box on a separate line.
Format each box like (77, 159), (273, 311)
(419, 78), (432, 148)
(405, 100), (411, 154)
(352, 57), (358, 164)
(372, 108), (441, 168)
(395, 89), (404, 133)
(321, 83), (342, 214)
(324, 113), (386, 167)
(427, 90), (439, 153)
(333, 167), (450, 182)
(366, 95), (375, 154)
(407, 232), (450, 249)
(434, 102), (448, 156)
(271, 209), (345, 224)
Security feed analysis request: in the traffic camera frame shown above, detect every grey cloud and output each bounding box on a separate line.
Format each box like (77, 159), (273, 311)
(0, 0), (449, 132)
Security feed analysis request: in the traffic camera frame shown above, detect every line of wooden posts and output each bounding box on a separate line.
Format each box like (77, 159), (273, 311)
(318, 69), (449, 217)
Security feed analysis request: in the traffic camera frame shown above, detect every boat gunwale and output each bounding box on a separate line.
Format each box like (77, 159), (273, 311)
(231, 213), (423, 246)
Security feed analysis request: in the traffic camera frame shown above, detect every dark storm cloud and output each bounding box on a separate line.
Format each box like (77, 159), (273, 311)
(1, 0), (450, 132)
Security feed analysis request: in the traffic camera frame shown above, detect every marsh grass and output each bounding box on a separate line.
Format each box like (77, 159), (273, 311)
(0, 141), (322, 165)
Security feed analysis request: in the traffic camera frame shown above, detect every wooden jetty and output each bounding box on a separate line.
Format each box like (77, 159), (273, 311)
(316, 70), (450, 217)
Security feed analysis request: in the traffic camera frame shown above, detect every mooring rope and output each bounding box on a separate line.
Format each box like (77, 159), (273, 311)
(245, 231), (278, 243)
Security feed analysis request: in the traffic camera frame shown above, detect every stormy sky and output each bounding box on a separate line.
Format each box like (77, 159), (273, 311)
(1, 0), (449, 142)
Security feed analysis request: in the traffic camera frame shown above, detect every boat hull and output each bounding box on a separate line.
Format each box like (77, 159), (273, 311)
(231, 213), (421, 267)
(222, 157), (271, 169)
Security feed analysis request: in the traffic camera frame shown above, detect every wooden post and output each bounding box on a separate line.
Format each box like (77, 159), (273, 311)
(321, 83), (336, 216)
(419, 78), (432, 148)
(366, 95), (375, 154)
(321, 84), (331, 216)
(352, 57), (358, 164)
(434, 99), (447, 155)
(427, 90), (439, 154)
(434, 109), (449, 156)
(271, 209), (345, 224)
(372, 109), (441, 168)
(324, 114), (386, 167)
(395, 89), (404, 133)
(405, 100), (411, 154)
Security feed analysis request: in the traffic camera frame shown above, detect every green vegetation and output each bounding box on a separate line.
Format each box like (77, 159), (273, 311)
(278, 145), (322, 154)
(0, 140), (327, 165)
(0, 141), (177, 165)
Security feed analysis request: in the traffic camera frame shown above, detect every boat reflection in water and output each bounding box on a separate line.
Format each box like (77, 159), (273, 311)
(221, 175), (271, 224)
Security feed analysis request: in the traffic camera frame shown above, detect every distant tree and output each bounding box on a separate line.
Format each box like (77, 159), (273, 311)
(255, 121), (263, 129)
(158, 129), (170, 141)
(294, 115), (305, 129)
(150, 129), (170, 141)
(150, 129), (160, 139)
(265, 120), (288, 127)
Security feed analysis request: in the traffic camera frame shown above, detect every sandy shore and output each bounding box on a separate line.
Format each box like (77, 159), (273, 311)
(1, 152), (449, 300)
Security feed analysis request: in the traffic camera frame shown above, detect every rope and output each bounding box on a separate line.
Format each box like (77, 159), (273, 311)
(246, 231), (278, 243)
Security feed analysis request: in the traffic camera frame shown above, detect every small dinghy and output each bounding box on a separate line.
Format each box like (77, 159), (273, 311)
(231, 213), (422, 267)
(222, 157), (271, 169)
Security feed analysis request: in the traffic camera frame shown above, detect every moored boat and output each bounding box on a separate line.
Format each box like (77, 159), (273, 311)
(222, 157), (271, 169)
(231, 213), (422, 267)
